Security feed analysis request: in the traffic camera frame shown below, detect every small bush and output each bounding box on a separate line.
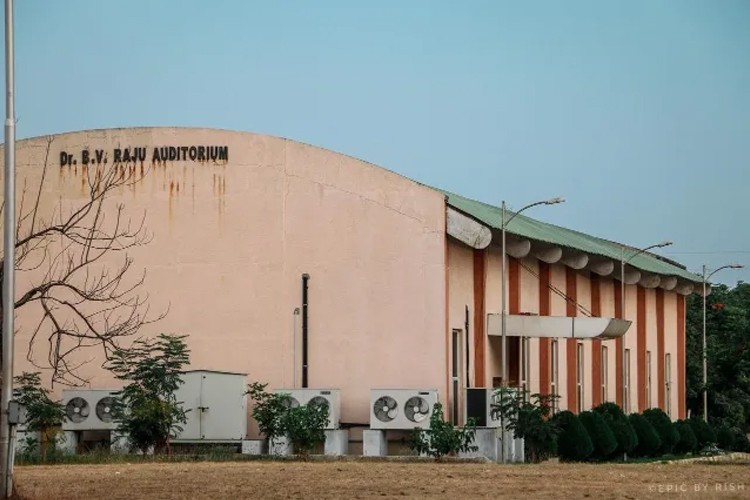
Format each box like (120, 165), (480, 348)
(716, 425), (734, 450)
(13, 372), (67, 462)
(729, 427), (750, 452)
(491, 389), (560, 463)
(642, 409), (680, 455)
(281, 401), (329, 457)
(579, 411), (617, 461)
(552, 411), (593, 462)
(688, 417), (717, 449)
(409, 402), (478, 459)
(629, 414), (661, 457)
(673, 420), (697, 454)
(592, 402), (638, 457)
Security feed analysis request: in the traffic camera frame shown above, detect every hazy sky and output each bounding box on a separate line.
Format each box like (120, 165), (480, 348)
(8, 1), (750, 283)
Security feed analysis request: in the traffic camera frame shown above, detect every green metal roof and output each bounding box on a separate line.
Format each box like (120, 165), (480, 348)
(440, 190), (701, 284)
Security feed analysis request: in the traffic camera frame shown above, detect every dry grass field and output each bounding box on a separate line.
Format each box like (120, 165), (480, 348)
(13, 460), (749, 499)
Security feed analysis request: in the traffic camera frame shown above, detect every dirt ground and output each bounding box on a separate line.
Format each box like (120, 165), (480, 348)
(14, 460), (750, 499)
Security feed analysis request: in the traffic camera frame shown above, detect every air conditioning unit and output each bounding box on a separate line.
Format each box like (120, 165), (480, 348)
(464, 388), (501, 427)
(62, 389), (119, 431)
(273, 389), (340, 430)
(370, 389), (438, 430)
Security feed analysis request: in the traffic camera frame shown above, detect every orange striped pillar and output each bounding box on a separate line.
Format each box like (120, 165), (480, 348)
(566, 267), (578, 412)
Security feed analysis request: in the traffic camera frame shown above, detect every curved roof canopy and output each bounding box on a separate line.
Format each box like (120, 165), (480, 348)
(441, 190), (702, 294)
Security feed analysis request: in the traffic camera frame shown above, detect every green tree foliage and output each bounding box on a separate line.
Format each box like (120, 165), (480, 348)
(688, 417), (717, 449)
(592, 402), (638, 457)
(642, 408), (680, 455)
(13, 372), (66, 461)
(107, 334), (190, 454)
(628, 413), (661, 457)
(490, 388), (560, 463)
(578, 411), (617, 461)
(410, 402), (478, 459)
(686, 283), (750, 433)
(673, 420), (697, 454)
(552, 411), (593, 462)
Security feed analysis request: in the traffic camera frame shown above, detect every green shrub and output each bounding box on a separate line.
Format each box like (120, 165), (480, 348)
(552, 411), (593, 462)
(246, 382), (289, 445)
(281, 401), (329, 457)
(578, 411), (617, 461)
(629, 413), (661, 457)
(409, 402), (478, 459)
(642, 409), (680, 455)
(729, 427), (750, 452)
(688, 417), (717, 449)
(716, 425), (734, 450)
(491, 389), (560, 463)
(673, 420), (697, 454)
(592, 402), (638, 457)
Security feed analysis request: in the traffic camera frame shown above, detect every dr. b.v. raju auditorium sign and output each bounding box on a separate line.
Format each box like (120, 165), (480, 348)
(59, 145), (229, 167)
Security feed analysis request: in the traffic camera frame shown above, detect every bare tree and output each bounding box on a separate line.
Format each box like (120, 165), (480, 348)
(0, 137), (163, 385)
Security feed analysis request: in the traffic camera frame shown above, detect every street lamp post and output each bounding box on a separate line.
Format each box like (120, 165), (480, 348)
(619, 240), (672, 413)
(702, 264), (743, 422)
(500, 197), (565, 386)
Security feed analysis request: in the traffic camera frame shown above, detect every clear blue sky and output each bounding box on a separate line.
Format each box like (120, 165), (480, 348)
(8, 0), (750, 283)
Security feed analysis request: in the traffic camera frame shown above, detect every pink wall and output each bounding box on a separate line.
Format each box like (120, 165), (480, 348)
(5, 128), (447, 426)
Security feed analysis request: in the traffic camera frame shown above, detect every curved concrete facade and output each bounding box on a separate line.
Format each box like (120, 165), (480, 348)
(7, 128), (448, 426)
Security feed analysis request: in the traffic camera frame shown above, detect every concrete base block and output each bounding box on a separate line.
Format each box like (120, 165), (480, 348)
(459, 428), (498, 461)
(110, 431), (130, 454)
(269, 436), (293, 456)
(363, 429), (387, 457)
(60, 431), (78, 455)
(324, 429), (348, 456)
(498, 428), (525, 463)
(241, 439), (266, 456)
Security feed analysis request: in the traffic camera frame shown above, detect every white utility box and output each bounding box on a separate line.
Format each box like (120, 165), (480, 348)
(173, 370), (247, 442)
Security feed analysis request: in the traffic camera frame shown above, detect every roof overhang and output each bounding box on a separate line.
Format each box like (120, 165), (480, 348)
(488, 313), (632, 340)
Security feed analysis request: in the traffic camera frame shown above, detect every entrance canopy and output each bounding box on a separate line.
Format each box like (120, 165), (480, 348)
(487, 313), (631, 340)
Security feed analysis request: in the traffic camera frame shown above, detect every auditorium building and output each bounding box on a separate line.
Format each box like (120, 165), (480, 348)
(6, 128), (702, 431)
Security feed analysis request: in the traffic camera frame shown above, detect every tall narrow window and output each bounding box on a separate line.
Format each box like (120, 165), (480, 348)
(550, 340), (559, 413)
(451, 329), (462, 423)
(665, 353), (672, 418)
(577, 342), (584, 413)
(624, 348), (631, 414)
(601, 345), (608, 403)
(520, 337), (530, 401)
(646, 351), (652, 409)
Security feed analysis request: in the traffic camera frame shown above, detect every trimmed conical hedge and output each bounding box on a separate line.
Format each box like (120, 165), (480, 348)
(579, 411), (618, 461)
(592, 402), (638, 457)
(552, 411), (593, 462)
(629, 413), (661, 457)
(674, 420), (697, 454)
(688, 417), (716, 449)
(642, 409), (680, 455)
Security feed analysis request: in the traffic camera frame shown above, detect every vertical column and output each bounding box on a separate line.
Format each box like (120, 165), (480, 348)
(614, 282), (623, 407)
(508, 258), (520, 385)
(538, 262), (551, 395)
(677, 294), (686, 419)
(472, 249), (486, 387)
(591, 274), (602, 407)
(656, 289), (665, 410)
(566, 267), (578, 412)
(637, 286), (647, 412)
